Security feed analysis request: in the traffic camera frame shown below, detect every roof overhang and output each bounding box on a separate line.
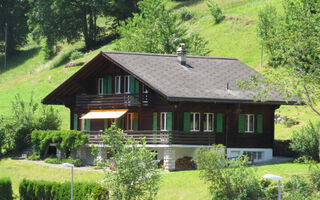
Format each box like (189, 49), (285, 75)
(80, 109), (128, 119)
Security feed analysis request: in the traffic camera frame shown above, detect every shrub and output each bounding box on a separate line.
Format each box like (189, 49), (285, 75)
(31, 130), (88, 158)
(19, 179), (108, 200)
(207, 0), (225, 24)
(0, 94), (61, 156)
(195, 145), (265, 200)
(44, 157), (83, 167)
(0, 178), (13, 200)
(44, 157), (61, 164)
(290, 121), (319, 161)
(294, 155), (314, 164)
(283, 175), (312, 199)
(309, 164), (320, 191)
(27, 152), (41, 161)
(179, 7), (193, 21)
(70, 51), (84, 60)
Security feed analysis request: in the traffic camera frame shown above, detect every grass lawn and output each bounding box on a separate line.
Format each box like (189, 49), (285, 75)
(0, 159), (314, 199)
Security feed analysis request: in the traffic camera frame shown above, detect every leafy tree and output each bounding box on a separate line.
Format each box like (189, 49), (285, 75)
(245, 0), (320, 159)
(102, 124), (161, 200)
(0, 94), (61, 155)
(195, 145), (265, 200)
(207, 0), (225, 24)
(0, 0), (30, 55)
(108, 0), (139, 21)
(116, 0), (210, 56)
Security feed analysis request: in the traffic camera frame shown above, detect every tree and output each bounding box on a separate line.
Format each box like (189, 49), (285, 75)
(0, 94), (61, 155)
(0, 0), (30, 55)
(101, 124), (161, 200)
(116, 0), (210, 56)
(252, 0), (320, 159)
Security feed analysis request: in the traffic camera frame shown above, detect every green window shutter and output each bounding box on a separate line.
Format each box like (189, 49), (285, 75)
(107, 76), (112, 94)
(85, 119), (91, 131)
(217, 113), (223, 133)
(167, 112), (172, 131)
(73, 114), (78, 130)
(130, 75), (135, 93)
(104, 119), (109, 130)
(133, 113), (138, 131)
(153, 112), (158, 131)
(183, 112), (190, 132)
(134, 79), (140, 94)
(238, 114), (245, 133)
(116, 116), (124, 129)
(257, 114), (263, 134)
(103, 78), (107, 94)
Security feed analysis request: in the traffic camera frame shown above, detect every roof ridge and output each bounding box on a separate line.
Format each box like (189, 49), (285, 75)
(102, 51), (237, 61)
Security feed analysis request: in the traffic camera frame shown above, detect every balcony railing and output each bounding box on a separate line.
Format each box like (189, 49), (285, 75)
(84, 130), (215, 145)
(75, 94), (143, 108)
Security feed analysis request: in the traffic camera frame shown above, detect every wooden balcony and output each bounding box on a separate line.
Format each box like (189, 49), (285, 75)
(75, 94), (143, 108)
(84, 130), (215, 145)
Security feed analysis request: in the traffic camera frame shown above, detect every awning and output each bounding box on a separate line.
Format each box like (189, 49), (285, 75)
(80, 109), (128, 119)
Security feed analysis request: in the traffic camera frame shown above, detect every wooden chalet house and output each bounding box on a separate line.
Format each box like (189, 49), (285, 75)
(42, 44), (294, 170)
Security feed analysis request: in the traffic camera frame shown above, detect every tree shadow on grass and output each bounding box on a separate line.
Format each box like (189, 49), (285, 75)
(0, 47), (41, 74)
(173, 0), (203, 10)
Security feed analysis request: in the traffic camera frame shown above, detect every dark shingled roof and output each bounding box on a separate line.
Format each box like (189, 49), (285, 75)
(102, 51), (292, 104)
(42, 51), (296, 105)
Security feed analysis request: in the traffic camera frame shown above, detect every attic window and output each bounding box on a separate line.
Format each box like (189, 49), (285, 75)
(98, 78), (103, 95)
(115, 76), (121, 94)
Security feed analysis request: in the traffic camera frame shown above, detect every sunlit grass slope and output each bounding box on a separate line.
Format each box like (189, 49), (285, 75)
(0, 0), (316, 139)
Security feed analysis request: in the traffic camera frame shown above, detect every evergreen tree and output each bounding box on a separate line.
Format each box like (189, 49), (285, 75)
(0, 0), (30, 55)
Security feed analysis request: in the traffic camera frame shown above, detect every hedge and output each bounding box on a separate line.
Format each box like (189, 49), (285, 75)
(19, 179), (108, 200)
(31, 130), (88, 158)
(0, 178), (13, 200)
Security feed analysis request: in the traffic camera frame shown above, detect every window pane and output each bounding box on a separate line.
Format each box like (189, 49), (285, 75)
(161, 113), (166, 130)
(204, 114), (208, 131)
(208, 114), (213, 131)
(249, 115), (254, 132)
(244, 115), (248, 132)
(195, 113), (200, 130)
(190, 113), (194, 130)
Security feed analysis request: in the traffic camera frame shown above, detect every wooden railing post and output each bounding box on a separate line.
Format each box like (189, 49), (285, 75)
(169, 131), (172, 145)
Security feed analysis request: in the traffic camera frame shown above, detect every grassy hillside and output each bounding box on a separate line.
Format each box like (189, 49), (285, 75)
(0, 0), (317, 139)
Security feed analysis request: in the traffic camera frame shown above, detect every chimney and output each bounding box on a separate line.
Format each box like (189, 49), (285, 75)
(177, 43), (187, 65)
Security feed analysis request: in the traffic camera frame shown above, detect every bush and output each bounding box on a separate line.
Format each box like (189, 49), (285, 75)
(31, 130), (88, 158)
(19, 179), (108, 200)
(290, 121), (319, 161)
(44, 157), (83, 167)
(0, 94), (61, 156)
(27, 152), (41, 161)
(70, 51), (84, 60)
(195, 145), (265, 199)
(179, 7), (193, 21)
(0, 178), (13, 200)
(207, 0), (225, 24)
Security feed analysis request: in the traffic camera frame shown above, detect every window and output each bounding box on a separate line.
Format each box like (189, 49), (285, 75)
(115, 76), (121, 94)
(190, 112), (200, 131)
(244, 114), (254, 133)
(124, 75), (130, 93)
(126, 113), (134, 130)
(142, 85), (148, 94)
(244, 151), (263, 160)
(160, 112), (167, 131)
(204, 113), (214, 132)
(98, 78), (103, 95)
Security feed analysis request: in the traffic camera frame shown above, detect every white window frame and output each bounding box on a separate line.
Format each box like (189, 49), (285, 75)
(142, 85), (149, 94)
(160, 112), (167, 131)
(115, 76), (121, 94)
(245, 114), (254, 133)
(98, 78), (103, 95)
(126, 113), (134, 130)
(204, 113), (214, 132)
(190, 112), (200, 132)
(124, 75), (131, 94)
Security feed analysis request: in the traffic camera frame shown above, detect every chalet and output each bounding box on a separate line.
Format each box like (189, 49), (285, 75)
(42, 44), (295, 170)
